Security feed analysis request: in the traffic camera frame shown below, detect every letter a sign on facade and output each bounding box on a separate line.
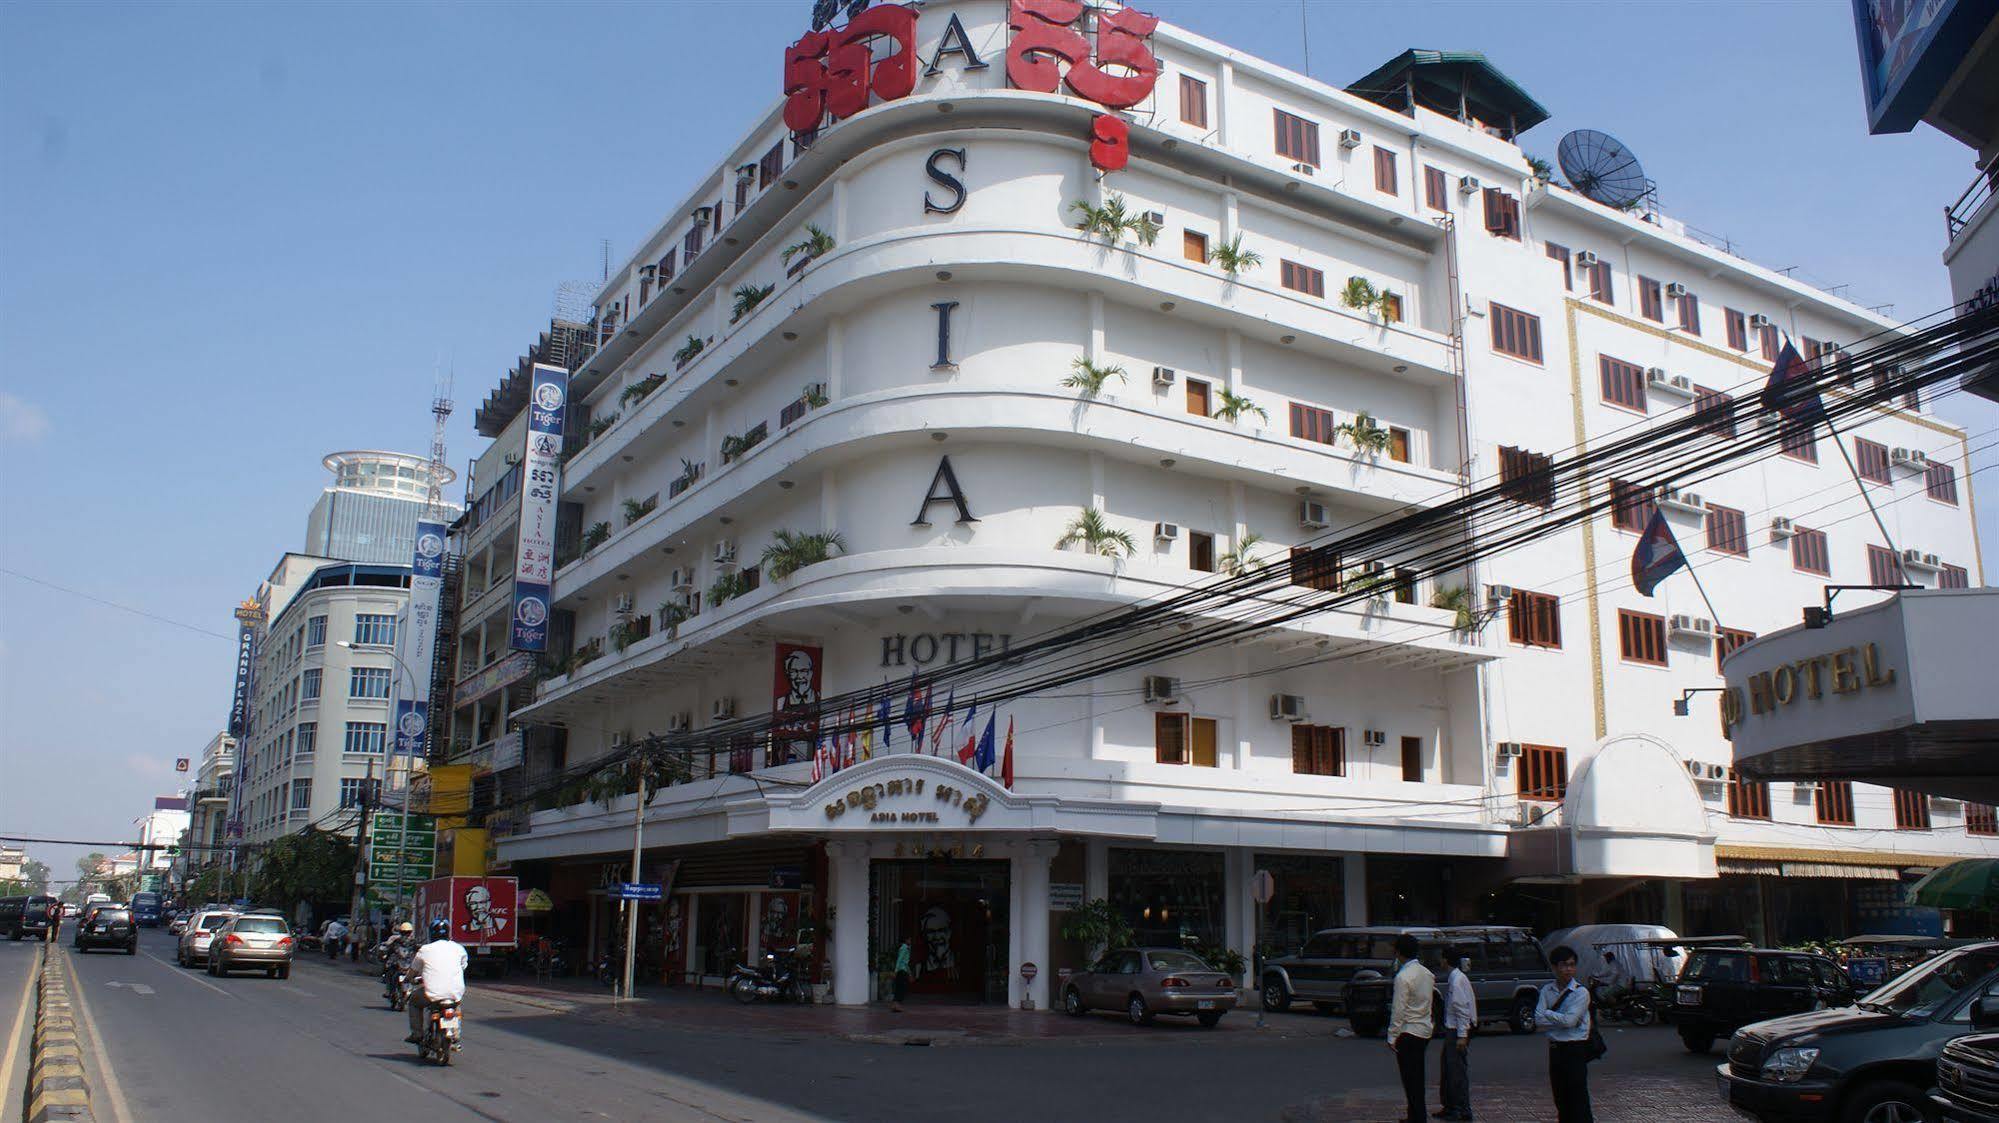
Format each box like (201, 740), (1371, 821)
(512, 363), (568, 652)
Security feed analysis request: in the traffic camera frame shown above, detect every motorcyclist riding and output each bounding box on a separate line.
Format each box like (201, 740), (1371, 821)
(405, 919), (468, 1045)
(379, 921), (416, 963)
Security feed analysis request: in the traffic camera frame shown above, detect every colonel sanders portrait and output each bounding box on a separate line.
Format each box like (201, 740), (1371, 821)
(913, 904), (955, 980)
(462, 884), (507, 937)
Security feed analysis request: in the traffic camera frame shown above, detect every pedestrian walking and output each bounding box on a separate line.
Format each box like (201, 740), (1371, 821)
(1536, 945), (1596, 1123)
(1385, 932), (1434, 1123)
(891, 936), (911, 1012)
(44, 900), (61, 943)
(1435, 949), (1476, 1121)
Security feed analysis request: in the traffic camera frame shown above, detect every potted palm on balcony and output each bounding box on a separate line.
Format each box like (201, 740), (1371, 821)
(760, 529), (847, 580)
(1056, 508), (1136, 558)
(1062, 356), (1126, 400)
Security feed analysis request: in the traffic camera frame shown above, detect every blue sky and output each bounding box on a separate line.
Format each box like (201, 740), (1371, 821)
(2, 0), (1993, 880)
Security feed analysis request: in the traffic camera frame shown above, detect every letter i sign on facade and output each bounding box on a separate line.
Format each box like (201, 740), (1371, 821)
(782, 0), (1160, 173)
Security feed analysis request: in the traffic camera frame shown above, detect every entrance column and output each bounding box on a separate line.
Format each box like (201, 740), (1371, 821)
(1343, 854), (1368, 925)
(827, 840), (871, 1006)
(1224, 849), (1252, 988)
(1013, 840), (1058, 1011)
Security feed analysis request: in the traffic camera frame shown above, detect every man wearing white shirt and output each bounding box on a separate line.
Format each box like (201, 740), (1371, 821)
(1435, 950), (1476, 1121)
(1385, 933), (1435, 1123)
(405, 919), (469, 1043)
(1534, 945), (1595, 1123)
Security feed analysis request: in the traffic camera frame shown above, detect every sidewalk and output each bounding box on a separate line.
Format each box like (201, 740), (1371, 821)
(1282, 1074), (1738, 1123)
(341, 956), (1340, 1045)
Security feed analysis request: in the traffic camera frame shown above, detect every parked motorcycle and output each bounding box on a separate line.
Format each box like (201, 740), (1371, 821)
(1590, 981), (1659, 1027)
(728, 947), (803, 1004)
(417, 998), (462, 1066)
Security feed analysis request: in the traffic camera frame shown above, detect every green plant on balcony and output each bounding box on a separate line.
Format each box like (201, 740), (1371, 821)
(1069, 193), (1159, 247)
(781, 223), (836, 266)
(760, 529), (847, 581)
(1341, 276), (1399, 321)
(1431, 585), (1478, 632)
(619, 372), (667, 408)
(1218, 531), (1264, 577)
(707, 569), (753, 609)
(587, 412), (621, 439)
(804, 383), (829, 408)
(621, 496), (656, 526)
(1338, 411), (1392, 456)
(1526, 154), (1555, 184)
(1062, 355), (1127, 399)
(1055, 507), (1136, 558)
(609, 618), (637, 654)
(581, 521), (612, 554)
(1209, 234), (1261, 277)
(731, 282), (776, 323)
(1342, 567), (1396, 602)
(1211, 387), (1268, 425)
(673, 334), (706, 367)
(568, 639), (604, 675)
(658, 600), (689, 635)
(720, 433), (750, 463)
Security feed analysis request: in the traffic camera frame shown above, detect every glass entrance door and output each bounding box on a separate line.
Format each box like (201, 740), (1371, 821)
(872, 859), (1010, 1003)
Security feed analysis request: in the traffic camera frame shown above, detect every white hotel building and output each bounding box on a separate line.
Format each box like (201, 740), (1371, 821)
(470, 0), (1992, 1007)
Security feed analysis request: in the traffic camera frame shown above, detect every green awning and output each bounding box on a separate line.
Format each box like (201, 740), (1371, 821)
(1347, 50), (1551, 138)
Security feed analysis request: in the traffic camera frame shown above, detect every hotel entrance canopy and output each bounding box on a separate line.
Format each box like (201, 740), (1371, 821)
(1725, 589), (1999, 804)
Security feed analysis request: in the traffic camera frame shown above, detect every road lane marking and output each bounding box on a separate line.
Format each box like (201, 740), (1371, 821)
(142, 950), (232, 997)
(1, 946), (36, 1100)
(66, 951), (134, 1123)
(104, 982), (155, 995)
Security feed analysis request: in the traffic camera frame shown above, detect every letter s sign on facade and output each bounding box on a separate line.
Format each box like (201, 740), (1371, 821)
(924, 147), (967, 214)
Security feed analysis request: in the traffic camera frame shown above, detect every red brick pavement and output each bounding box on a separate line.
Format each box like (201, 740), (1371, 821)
(1280, 1072), (1739, 1123)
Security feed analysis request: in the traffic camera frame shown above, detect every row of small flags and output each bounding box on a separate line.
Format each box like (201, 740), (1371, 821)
(810, 677), (1015, 788)
(1632, 339), (1825, 597)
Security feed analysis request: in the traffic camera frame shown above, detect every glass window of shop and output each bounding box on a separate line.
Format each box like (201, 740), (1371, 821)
(698, 893), (749, 978)
(1253, 854), (1344, 960)
(1110, 849), (1225, 951)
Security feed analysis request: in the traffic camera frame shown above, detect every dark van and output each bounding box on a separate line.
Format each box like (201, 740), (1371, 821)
(0, 895), (60, 939)
(131, 892), (163, 927)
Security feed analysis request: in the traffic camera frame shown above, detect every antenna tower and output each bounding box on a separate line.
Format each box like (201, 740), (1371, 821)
(428, 366), (453, 520)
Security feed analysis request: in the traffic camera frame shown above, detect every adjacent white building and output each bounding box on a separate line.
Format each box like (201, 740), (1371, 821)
(457, 0), (1990, 1006)
(134, 798), (190, 873)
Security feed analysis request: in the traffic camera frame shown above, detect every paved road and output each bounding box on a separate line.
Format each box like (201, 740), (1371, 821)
(2, 930), (47, 1118)
(66, 929), (1736, 1123)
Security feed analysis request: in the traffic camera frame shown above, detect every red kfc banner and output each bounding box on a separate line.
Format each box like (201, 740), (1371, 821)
(772, 643), (823, 765)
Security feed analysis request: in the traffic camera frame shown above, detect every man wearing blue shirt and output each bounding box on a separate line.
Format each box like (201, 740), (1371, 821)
(1535, 945), (1594, 1123)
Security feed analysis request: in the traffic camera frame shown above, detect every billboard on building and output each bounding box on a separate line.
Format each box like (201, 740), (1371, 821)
(394, 518), (449, 756)
(510, 363), (567, 652)
(1852, 0), (1998, 133)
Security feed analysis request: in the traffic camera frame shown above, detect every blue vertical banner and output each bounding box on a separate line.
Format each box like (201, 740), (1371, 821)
(394, 518), (448, 756)
(511, 363), (568, 652)
(225, 599), (264, 839)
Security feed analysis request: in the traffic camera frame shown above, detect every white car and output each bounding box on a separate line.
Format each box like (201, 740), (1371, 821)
(176, 909), (239, 967)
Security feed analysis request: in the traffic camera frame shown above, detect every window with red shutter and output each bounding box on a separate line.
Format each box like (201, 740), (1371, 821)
(1373, 147), (1398, 195)
(1725, 309), (1748, 351)
(1610, 479), (1656, 532)
(1499, 446), (1555, 507)
(1289, 402), (1337, 445)
(1291, 724), (1345, 776)
(1424, 166), (1449, 211)
(758, 142), (783, 189)
(1759, 324), (1780, 361)
(1867, 544), (1905, 586)
(1855, 439), (1892, 484)
(1815, 781), (1855, 826)
(1693, 387), (1735, 437)
(1638, 277), (1663, 322)
(1894, 788), (1932, 830)
(1587, 261), (1614, 304)
(1179, 75), (1208, 128)
(1926, 462), (1959, 504)
(1941, 564), (1970, 589)
(1274, 109), (1320, 166)
(1518, 744), (1568, 802)
(1617, 610), (1668, 665)
(1482, 188), (1521, 239)
(1289, 545), (1341, 591)
(1969, 804), (1998, 836)
(1490, 303), (1543, 362)
(1780, 421), (1817, 463)
(1727, 772), (1770, 819)
(1717, 627), (1755, 671)
(1280, 260), (1325, 297)
(1599, 356), (1648, 412)
(1791, 528), (1830, 575)
(1704, 504), (1747, 556)
(1508, 590), (1561, 648)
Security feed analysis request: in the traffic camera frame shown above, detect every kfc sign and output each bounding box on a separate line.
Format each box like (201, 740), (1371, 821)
(781, 0), (1160, 172)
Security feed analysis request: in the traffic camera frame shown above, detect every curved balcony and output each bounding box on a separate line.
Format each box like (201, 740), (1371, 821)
(519, 544), (1489, 726)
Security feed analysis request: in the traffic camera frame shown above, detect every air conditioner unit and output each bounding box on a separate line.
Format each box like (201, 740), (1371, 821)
(1362, 730), (1386, 748)
(1143, 675), (1180, 704)
(1793, 781), (1819, 803)
(1669, 614), (1715, 638)
(1890, 447), (1929, 471)
(1485, 583), (1515, 606)
(1749, 313), (1773, 330)
(1902, 549), (1941, 571)
(1706, 764), (1730, 782)
(803, 381), (827, 401)
(1769, 516), (1796, 539)
(1574, 250), (1600, 269)
(1150, 366), (1178, 388)
(1495, 741), (1525, 760)
(1645, 366), (1670, 386)
(1154, 521), (1181, 541)
(1143, 210), (1166, 227)
(669, 567), (694, 592)
(711, 697), (736, 721)
(612, 592), (634, 615)
(1269, 693), (1307, 722)
(1300, 501), (1331, 529)
(1657, 488), (1705, 515)
(1683, 759), (1705, 779)
(1337, 128), (1363, 150)
(1514, 803), (1549, 827)
(1458, 174), (1481, 196)
(712, 539), (737, 567)
(665, 712), (691, 733)
(1291, 162), (1316, 176)
(1665, 282), (1689, 299)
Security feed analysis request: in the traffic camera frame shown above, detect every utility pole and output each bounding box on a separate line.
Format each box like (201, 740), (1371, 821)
(620, 750), (649, 1003)
(347, 757), (377, 927)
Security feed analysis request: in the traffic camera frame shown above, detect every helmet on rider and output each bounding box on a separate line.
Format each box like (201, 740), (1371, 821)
(397, 921), (414, 934)
(429, 919), (450, 941)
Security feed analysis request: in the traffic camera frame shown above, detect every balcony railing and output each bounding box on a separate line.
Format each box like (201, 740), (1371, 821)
(1947, 154), (1998, 244)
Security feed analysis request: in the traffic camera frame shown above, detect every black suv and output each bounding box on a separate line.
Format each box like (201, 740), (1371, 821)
(73, 906), (137, 955)
(1668, 945), (1856, 1054)
(1718, 941), (1999, 1123)
(1261, 925), (1547, 1036)
(0, 895), (59, 939)
(1935, 1023), (1999, 1123)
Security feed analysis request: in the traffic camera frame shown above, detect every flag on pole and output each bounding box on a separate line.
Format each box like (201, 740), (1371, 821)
(928, 689), (955, 755)
(957, 704), (981, 765)
(858, 705), (876, 762)
(903, 671), (929, 744)
(810, 732), (828, 783)
(1632, 508), (1689, 597)
(840, 705), (858, 771)
(1001, 716), (1015, 789)
(874, 695), (893, 757)
(974, 710), (997, 774)
(1761, 341), (1826, 427)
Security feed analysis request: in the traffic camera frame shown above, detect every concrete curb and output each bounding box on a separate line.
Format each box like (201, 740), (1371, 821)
(27, 943), (95, 1123)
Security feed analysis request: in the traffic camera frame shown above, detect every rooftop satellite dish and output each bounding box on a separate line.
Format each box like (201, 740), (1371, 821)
(1557, 129), (1650, 209)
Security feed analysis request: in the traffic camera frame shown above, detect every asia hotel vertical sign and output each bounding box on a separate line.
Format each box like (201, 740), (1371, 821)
(394, 519), (448, 756)
(511, 363), (567, 652)
(225, 598), (264, 839)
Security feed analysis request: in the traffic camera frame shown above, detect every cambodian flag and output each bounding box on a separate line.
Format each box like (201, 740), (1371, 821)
(1761, 341), (1826, 426)
(1632, 508), (1688, 597)
(973, 710), (997, 774)
(903, 671), (929, 744)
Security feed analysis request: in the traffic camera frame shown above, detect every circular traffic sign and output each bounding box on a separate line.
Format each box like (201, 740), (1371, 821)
(1250, 869), (1275, 904)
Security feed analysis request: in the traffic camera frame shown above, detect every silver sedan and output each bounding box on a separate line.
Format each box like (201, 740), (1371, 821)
(1062, 947), (1239, 1027)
